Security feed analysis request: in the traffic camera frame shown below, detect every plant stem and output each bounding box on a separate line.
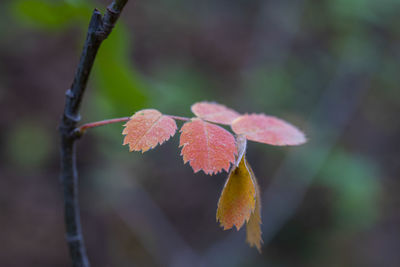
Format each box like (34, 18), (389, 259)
(77, 115), (191, 135)
(59, 1), (129, 266)
(79, 117), (130, 133)
(167, 115), (191, 122)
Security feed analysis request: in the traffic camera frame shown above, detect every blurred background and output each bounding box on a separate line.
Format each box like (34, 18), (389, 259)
(1, 0), (400, 266)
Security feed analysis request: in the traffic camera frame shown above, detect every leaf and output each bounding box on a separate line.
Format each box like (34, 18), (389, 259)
(122, 109), (177, 152)
(217, 136), (263, 250)
(232, 114), (306, 146)
(216, 155), (256, 230)
(246, 162), (263, 252)
(191, 102), (241, 125)
(179, 118), (236, 174)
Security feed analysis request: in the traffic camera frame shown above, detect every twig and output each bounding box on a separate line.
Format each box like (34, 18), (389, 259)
(166, 115), (191, 122)
(78, 117), (130, 134)
(76, 115), (190, 135)
(58, 1), (129, 266)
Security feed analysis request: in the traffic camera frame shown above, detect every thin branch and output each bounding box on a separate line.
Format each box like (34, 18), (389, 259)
(76, 115), (191, 135)
(78, 117), (130, 134)
(58, 1), (129, 266)
(166, 115), (191, 122)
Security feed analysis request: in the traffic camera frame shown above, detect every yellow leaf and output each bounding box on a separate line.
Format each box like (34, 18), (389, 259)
(246, 162), (263, 252)
(216, 135), (263, 251)
(216, 154), (256, 230)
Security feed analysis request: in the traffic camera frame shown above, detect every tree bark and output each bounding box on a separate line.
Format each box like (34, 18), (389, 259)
(59, 1), (129, 266)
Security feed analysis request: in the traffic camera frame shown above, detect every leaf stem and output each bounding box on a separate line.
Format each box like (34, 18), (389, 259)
(78, 117), (130, 133)
(166, 115), (191, 121)
(77, 114), (191, 135)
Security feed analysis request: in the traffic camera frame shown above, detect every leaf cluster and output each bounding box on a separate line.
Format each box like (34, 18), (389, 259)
(122, 101), (306, 251)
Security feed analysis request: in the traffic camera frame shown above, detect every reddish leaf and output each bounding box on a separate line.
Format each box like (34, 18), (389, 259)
(122, 109), (177, 152)
(232, 114), (306, 146)
(179, 118), (236, 174)
(216, 156), (256, 230)
(191, 101), (241, 125)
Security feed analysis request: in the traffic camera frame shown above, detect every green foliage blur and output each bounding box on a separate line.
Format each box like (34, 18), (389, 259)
(12, 0), (149, 117)
(1, 0), (399, 266)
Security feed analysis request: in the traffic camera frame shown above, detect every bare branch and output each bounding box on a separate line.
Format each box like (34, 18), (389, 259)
(59, 1), (129, 266)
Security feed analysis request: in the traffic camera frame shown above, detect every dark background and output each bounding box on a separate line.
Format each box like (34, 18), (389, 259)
(1, 0), (400, 266)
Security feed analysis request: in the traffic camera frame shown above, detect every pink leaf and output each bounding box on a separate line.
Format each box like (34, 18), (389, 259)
(122, 109), (177, 152)
(232, 114), (306, 146)
(179, 118), (237, 174)
(191, 101), (241, 125)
